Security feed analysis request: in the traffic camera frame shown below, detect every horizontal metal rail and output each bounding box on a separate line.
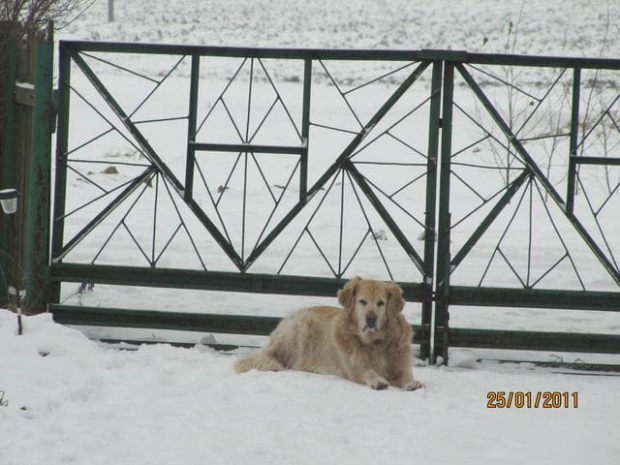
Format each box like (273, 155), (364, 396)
(50, 263), (429, 301)
(449, 328), (620, 354)
(49, 304), (428, 344)
(451, 286), (620, 311)
(191, 142), (306, 155)
(61, 41), (620, 70)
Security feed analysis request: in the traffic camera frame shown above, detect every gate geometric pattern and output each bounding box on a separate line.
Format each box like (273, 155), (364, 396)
(50, 43), (620, 364)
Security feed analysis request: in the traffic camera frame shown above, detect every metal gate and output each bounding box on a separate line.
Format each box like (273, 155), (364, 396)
(48, 42), (620, 363)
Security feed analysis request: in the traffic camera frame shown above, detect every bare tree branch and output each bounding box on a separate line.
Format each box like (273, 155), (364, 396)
(0, 0), (96, 39)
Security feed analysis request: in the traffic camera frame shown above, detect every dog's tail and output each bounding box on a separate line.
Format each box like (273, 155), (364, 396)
(234, 348), (286, 374)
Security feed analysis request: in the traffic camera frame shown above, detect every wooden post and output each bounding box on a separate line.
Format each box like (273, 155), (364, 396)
(24, 25), (54, 313)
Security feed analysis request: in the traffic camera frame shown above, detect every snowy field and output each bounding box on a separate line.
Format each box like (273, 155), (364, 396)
(2, 1), (620, 464)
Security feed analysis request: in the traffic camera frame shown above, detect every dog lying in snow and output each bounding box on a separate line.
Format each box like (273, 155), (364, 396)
(234, 277), (423, 391)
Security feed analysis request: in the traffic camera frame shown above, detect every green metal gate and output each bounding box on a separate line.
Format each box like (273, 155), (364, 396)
(49, 41), (620, 363)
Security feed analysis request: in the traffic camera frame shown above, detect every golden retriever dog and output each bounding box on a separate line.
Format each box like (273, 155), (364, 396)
(234, 277), (423, 391)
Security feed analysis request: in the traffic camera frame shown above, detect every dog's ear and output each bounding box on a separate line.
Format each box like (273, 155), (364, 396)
(338, 277), (361, 309)
(386, 282), (405, 314)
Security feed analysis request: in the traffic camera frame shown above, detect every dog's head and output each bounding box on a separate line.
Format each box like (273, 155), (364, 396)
(337, 277), (404, 338)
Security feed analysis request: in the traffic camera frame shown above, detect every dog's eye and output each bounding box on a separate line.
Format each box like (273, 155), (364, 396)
(358, 299), (367, 306)
(377, 300), (385, 307)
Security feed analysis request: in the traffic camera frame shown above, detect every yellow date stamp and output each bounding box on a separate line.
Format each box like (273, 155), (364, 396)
(486, 391), (579, 409)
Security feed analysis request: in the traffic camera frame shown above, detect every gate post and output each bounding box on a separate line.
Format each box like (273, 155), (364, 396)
(0, 34), (18, 307)
(24, 31), (54, 313)
(433, 62), (455, 364)
(420, 60), (443, 361)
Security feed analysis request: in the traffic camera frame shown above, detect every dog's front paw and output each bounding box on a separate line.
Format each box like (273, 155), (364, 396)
(403, 380), (423, 391)
(368, 377), (389, 390)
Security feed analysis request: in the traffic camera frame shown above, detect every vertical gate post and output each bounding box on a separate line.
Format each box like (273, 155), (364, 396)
(566, 67), (581, 214)
(24, 33), (54, 313)
(420, 60), (443, 361)
(50, 43), (73, 304)
(299, 58), (312, 203)
(433, 62), (455, 364)
(184, 53), (200, 201)
(0, 37), (18, 306)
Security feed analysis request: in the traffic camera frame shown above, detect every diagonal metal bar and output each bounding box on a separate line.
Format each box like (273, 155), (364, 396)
(317, 59), (364, 129)
(451, 170), (488, 202)
(341, 229), (372, 277)
(54, 166), (156, 262)
(384, 132), (428, 159)
(153, 223), (183, 266)
(358, 174), (425, 228)
(526, 176), (534, 287)
(514, 67), (567, 138)
(452, 101), (525, 170)
(91, 180), (154, 266)
(65, 127), (114, 157)
(245, 61), (431, 269)
(66, 164), (108, 194)
(128, 54), (187, 119)
(309, 122), (358, 135)
(534, 179), (586, 291)
(337, 169), (346, 276)
(456, 64), (562, 203)
(345, 160), (424, 274)
(275, 170), (342, 274)
(158, 174), (208, 271)
(308, 61), (431, 199)
(195, 57), (248, 135)
(250, 158), (301, 252)
(80, 51), (160, 84)
(257, 58), (303, 140)
(122, 222), (151, 266)
(69, 84), (146, 158)
(467, 64), (541, 102)
(69, 50), (245, 268)
(477, 176), (532, 287)
(350, 91), (434, 159)
(151, 174), (159, 265)
(530, 253), (569, 288)
(194, 159), (234, 245)
(59, 171), (151, 222)
(133, 115), (188, 125)
(215, 152), (243, 207)
(343, 61), (418, 95)
(497, 248), (527, 288)
(594, 180), (620, 217)
(70, 49), (185, 194)
(531, 179), (586, 289)
(576, 178), (619, 273)
(248, 96), (280, 143)
(345, 171), (394, 280)
(388, 170), (428, 199)
(306, 228), (338, 277)
(576, 93), (620, 151)
(451, 135), (491, 159)
(451, 169), (527, 230)
(249, 153), (277, 203)
(457, 63), (620, 285)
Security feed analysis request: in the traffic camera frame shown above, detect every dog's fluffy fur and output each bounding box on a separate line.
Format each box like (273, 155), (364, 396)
(234, 277), (422, 391)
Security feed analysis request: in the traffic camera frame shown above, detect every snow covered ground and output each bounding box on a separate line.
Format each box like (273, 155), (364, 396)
(1, 310), (619, 465)
(2, 1), (620, 464)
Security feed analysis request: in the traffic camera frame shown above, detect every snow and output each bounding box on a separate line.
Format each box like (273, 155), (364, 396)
(1, 310), (619, 465)
(2, 0), (620, 463)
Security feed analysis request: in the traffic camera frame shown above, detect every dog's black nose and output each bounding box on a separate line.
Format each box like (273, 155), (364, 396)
(366, 313), (377, 329)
